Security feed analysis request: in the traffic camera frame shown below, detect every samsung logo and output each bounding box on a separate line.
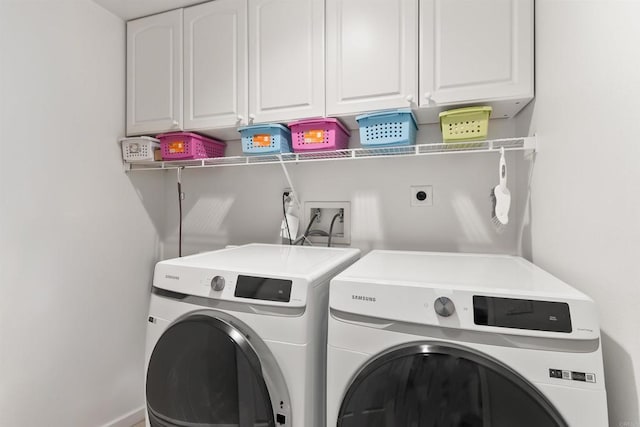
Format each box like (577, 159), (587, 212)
(165, 274), (180, 280)
(352, 294), (376, 303)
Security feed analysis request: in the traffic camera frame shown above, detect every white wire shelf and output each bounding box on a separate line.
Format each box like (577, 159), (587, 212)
(125, 137), (535, 171)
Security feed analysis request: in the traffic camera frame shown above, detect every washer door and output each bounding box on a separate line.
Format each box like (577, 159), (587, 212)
(146, 314), (278, 427)
(337, 343), (568, 427)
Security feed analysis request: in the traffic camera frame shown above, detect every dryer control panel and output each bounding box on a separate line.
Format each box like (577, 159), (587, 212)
(152, 244), (361, 309)
(153, 266), (308, 308)
(234, 275), (292, 303)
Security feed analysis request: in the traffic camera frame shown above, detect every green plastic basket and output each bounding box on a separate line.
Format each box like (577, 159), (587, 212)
(439, 106), (492, 143)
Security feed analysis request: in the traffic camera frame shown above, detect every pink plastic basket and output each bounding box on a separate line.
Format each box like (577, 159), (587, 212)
(289, 118), (350, 152)
(156, 132), (226, 160)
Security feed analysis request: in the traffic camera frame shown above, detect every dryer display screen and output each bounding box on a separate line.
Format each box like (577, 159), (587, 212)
(473, 296), (572, 333)
(235, 275), (292, 302)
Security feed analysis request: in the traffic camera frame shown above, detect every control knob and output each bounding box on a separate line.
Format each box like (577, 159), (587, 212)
(434, 297), (455, 317)
(211, 276), (225, 292)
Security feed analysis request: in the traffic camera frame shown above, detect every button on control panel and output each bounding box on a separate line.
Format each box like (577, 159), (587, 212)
(549, 368), (596, 383)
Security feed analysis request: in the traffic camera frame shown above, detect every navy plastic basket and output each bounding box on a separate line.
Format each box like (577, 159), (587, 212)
(356, 108), (418, 147)
(238, 124), (292, 155)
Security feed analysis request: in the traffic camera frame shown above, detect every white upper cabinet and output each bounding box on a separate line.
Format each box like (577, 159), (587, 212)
(248, 0), (324, 123)
(419, 0), (533, 112)
(326, 0), (418, 115)
(127, 9), (183, 136)
(184, 0), (248, 130)
(124, 0), (534, 137)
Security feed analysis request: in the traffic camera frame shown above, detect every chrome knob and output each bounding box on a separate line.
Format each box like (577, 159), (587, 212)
(434, 297), (455, 317)
(211, 276), (225, 292)
(172, 120), (179, 127)
(406, 94), (414, 103)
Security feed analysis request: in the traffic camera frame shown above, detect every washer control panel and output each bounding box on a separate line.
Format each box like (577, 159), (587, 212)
(330, 276), (601, 340)
(473, 295), (572, 333)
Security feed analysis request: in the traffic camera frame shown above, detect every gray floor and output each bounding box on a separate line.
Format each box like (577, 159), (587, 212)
(131, 421), (145, 427)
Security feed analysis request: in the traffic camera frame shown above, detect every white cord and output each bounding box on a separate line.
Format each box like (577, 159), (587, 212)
(517, 152), (536, 256)
(278, 155), (302, 210)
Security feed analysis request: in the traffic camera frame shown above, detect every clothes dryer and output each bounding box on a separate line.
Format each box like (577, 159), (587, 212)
(327, 250), (608, 427)
(145, 243), (360, 427)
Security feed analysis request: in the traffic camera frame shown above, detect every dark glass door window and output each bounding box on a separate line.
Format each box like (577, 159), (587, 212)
(146, 315), (274, 427)
(338, 345), (567, 427)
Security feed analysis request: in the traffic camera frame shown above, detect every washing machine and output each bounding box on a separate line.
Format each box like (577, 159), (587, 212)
(145, 243), (360, 427)
(327, 250), (608, 427)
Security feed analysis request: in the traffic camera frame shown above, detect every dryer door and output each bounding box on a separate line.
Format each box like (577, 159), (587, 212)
(146, 314), (282, 427)
(337, 343), (568, 427)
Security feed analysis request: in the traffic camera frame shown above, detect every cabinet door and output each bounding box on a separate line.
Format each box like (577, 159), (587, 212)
(184, 0), (248, 130)
(326, 0), (418, 115)
(248, 0), (324, 123)
(127, 10), (183, 136)
(420, 0), (533, 108)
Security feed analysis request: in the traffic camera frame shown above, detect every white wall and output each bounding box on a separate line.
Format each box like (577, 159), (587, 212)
(0, 1), (162, 426)
(159, 121), (528, 259)
(519, 1), (640, 425)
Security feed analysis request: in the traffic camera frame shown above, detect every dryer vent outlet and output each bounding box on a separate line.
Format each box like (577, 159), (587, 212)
(410, 185), (433, 207)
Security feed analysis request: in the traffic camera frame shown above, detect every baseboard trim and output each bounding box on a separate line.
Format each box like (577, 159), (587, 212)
(102, 406), (145, 427)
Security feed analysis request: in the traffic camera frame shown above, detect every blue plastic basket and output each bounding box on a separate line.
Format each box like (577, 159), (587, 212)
(238, 124), (292, 155)
(356, 108), (418, 147)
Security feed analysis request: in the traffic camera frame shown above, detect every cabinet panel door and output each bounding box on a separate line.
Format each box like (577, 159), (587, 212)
(326, 0), (418, 115)
(248, 0), (324, 123)
(184, 0), (248, 130)
(420, 0), (533, 107)
(127, 9), (183, 136)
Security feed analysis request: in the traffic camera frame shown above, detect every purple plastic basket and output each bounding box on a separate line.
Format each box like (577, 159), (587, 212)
(289, 118), (350, 152)
(157, 132), (226, 160)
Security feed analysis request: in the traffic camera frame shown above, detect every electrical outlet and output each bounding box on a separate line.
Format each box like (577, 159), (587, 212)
(303, 202), (351, 245)
(282, 187), (300, 212)
(410, 185), (433, 207)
